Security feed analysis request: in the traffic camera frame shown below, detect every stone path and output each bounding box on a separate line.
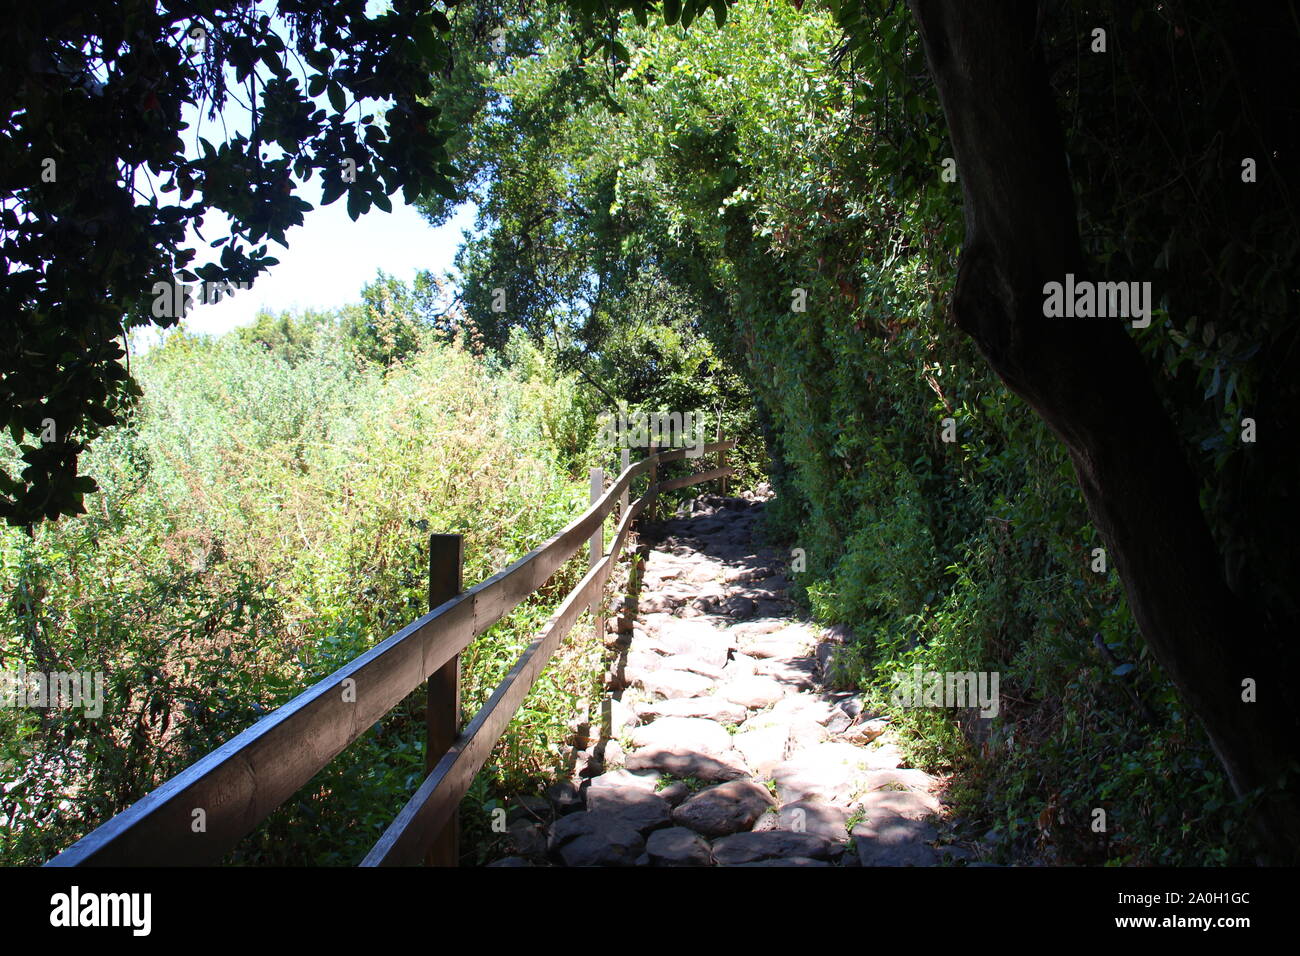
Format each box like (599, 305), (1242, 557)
(488, 491), (958, 867)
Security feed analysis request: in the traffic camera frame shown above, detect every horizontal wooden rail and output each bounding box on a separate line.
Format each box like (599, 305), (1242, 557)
(653, 438), (735, 465)
(361, 486), (652, 865)
(659, 464), (733, 494)
(363, 451), (737, 864)
(46, 440), (735, 866)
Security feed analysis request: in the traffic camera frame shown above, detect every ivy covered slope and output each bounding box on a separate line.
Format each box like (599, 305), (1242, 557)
(431, 0), (1298, 864)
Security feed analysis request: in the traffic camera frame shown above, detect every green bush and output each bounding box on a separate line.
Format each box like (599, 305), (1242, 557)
(1, 318), (612, 865)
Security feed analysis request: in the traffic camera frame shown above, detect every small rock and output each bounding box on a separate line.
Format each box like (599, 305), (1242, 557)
(652, 621), (734, 667)
(862, 768), (937, 796)
(597, 738), (626, 769)
(744, 637), (814, 660)
(639, 669), (716, 700)
(730, 619), (786, 639)
(638, 592), (689, 614)
(852, 812), (938, 867)
(784, 717), (828, 753)
(645, 827), (713, 866)
(626, 650), (667, 674)
(721, 676), (788, 709)
(771, 743), (870, 805)
(640, 695), (749, 724)
(657, 780), (692, 807)
(685, 563), (723, 584)
(673, 779), (776, 838)
(845, 718), (889, 745)
(815, 642), (839, 677)
(769, 695), (836, 725)
(836, 694), (866, 719)
(752, 600), (790, 618)
(659, 654), (726, 679)
(585, 787), (672, 834)
(821, 623), (854, 644)
(826, 711), (853, 735)
(862, 742), (904, 771)
(625, 747), (750, 783)
(732, 725), (789, 777)
(722, 651), (758, 678)
(712, 830), (838, 865)
(755, 657), (818, 689)
(630, 716), (732, 756)
(587, 768), (661, 793)
(777, 800), (852, 842)
(857, 787), (941, 820)
(723, 596), (757, 618)
(550, 811), (646, 867)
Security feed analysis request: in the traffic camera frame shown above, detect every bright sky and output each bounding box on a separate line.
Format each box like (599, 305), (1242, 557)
(133, 0), (480, 342)
(177, 188), (477, 337)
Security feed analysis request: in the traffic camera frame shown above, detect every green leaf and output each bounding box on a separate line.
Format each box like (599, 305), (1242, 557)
(416, 25), (443, 63)
(346, 188), (366, 221)
(320, 178), (345, 206)
(711, 0), (728, 27)
(428, 174), (457, 199)
(664, 0), (681, 26)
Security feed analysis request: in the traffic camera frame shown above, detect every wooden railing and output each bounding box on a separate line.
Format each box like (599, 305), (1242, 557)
(46, 439), (736, 867)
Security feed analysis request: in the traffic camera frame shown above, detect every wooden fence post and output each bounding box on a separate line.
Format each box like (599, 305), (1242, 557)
(620, 448), (630, 518)
(426, 533), (463, 866)
(716, 421), (728, 497)
(647, 442), (659, 523)
(590, 467), (604, 641)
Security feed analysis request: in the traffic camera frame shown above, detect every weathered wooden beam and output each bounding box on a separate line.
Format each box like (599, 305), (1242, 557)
(362, 491), (652, 866)
(658, 466), (735, 495)
(425, 534), (463, 867)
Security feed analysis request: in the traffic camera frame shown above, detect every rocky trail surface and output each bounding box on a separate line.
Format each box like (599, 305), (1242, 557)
(488, 491), (969, 867)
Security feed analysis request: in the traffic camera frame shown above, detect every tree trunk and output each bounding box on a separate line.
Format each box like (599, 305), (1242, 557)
(906, 0), (1300, 862)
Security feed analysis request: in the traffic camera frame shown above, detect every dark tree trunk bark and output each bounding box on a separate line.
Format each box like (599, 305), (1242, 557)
(906, 0), (1300, 862)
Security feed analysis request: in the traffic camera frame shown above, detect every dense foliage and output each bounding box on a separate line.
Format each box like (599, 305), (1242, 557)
(0, 308), (623, 865)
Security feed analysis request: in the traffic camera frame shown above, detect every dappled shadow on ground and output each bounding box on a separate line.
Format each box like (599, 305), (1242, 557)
(482, 491), (978, 867)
